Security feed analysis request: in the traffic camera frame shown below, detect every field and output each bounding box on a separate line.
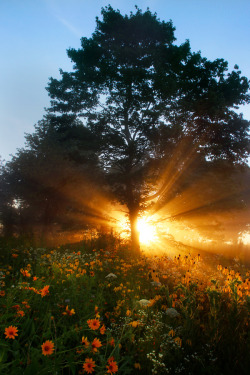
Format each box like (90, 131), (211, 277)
(0, 237), (249, 374)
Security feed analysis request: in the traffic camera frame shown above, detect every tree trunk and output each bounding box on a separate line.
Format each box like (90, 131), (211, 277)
(128, 206), (140, 255)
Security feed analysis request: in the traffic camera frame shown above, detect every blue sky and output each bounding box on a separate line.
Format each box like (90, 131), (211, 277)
(1, 0), (250, 161)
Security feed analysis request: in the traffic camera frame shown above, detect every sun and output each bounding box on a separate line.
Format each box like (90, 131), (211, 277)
(116, 214), (158, 245)
(137, 217), (157, 245)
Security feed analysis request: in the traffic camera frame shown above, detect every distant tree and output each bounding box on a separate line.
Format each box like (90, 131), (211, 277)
(46, 6), (249, 252)
(0, 118), (110, 243)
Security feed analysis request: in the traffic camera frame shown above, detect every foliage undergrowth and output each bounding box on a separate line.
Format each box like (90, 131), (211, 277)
(0, 237), (249, 374)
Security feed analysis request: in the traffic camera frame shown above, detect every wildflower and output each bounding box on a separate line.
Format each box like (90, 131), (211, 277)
(91, 338), (102, 352)
(12, 254), (18, 258)
(105, 273), (117, 279)
(40, 285), (50, 297)
(100, 324), (106, 335)
(108, 337), (115, 347)
(87, 318), (100, 330)
(41, 340), (54, 356)
(33, 276), (38, 281)
(82, 336), (90, 347)
(17, 310), (25, 317)
(83, 358), (95, 374)
(106, 360), (118, 374)
(168, 329), (175, 337)
(4, 326), (18, 339)
(20, 269), (31, 277)
(0, 290), (5, 297)
(22, 301), (30, 309)
(126, 309), (131, 316)
(130, 321), (139, 328)
(165, 308), (180, 318)
(174, 337), (182, 347)
(63, 305), (75, 316)
(138, 299), (150, 307)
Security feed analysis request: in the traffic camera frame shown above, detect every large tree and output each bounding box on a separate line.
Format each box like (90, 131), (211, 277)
(46, 6), (250, 252)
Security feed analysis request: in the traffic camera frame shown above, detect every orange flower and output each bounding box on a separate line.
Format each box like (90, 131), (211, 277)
(17, 310), (25, 317)
(106, 360), (118, 374)
(4, 326), (18, 339)
(130, 321), (139, 328)
(0, 291), (5, 297)
(40, 285), (50, 297)
(174, 337), (182, 347)
(87, 318), (100, 330)
(41, 340), (54, 356)
(12, 254), (18, 258)
(91, 338), (102, 352)
(33, 276), (38, 281)
(20, 269), (31, 277)
(22, 301), (30, 309)
(100, 324), (106, 335)
(62, 305), (75, 316)
(108, 337), (115, 347)
(82, 336), (90, 347)
(83, 357), (95, 374)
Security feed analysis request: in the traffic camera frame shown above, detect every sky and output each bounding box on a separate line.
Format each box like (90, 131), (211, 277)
(0, 0), (250, 162)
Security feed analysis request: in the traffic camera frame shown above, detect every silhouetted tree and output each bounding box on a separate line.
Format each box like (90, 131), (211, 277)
(0, 118), (110, 243)
(44, 6), (250, 252)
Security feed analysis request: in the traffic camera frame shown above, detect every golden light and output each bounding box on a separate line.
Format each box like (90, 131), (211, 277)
(137, 217), (157, 245)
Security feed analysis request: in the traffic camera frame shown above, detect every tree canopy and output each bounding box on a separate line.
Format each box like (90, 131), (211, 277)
(45, 6), (250, 251)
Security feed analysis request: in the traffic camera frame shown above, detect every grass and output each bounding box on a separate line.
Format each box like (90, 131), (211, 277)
(0, 236), (249, 374)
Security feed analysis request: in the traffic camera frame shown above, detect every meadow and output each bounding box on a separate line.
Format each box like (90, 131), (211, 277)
(0, 236), (249, 374)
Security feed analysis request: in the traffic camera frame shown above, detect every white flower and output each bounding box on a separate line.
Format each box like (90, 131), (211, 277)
(151, 281), (162, 287)
(165, 308), (180, 318)
(105, 273), (117, 279)
(138, 299), (151, 307)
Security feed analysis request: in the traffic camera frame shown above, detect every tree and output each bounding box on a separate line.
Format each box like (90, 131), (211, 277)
(46, 6), (250, 253)
(0, 118), (111, 244)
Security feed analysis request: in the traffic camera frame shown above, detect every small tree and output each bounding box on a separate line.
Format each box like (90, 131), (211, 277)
(46, 6), (250, 253)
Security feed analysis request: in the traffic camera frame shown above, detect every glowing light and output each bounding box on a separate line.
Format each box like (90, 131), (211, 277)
(137, 217), (157, 245)
(239, 231), (250, 245)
